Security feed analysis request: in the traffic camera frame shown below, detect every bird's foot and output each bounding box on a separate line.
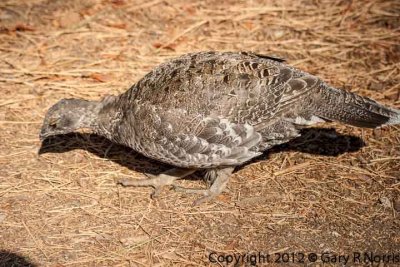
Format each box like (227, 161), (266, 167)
(173, 186), (223, 205)
(117, 168), (195, 198)
(173, 167), (233, 205)
(118, 174), (176, 198)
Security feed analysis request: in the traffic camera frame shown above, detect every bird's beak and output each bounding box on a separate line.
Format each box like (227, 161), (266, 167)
(39, 128), (51, 141)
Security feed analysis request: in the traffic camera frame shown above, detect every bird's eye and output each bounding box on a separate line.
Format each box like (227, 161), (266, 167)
(49, 117), (59, 127)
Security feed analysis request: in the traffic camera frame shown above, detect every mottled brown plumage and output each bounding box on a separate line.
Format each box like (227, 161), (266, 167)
(40, 51), (400, 204)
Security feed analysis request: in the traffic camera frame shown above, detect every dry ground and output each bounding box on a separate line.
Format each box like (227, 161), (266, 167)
(0, 0), (400, 266)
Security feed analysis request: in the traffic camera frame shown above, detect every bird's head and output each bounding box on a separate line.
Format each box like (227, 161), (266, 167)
(40, 98), (98, 141)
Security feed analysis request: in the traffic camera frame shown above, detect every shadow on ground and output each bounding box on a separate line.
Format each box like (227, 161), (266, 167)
(38, 127), (365, 177)
(0, 250), (36, 267)
(254, 127), (365, 159)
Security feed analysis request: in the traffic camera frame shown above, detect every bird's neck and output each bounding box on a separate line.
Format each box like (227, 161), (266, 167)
(91, 95), (122, 139)
(75, 100), (103, 130)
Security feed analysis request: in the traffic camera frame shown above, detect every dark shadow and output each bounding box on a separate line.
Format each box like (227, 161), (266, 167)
(237, 127), (365, 171)
(38, 127), (365, 177)
(39, 133), (172, 175)
(0, 250), (36, 267)
(258, 127), (364, 159)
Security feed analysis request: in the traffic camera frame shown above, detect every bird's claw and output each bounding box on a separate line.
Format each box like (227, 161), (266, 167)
(172, 185), (223, 206)
(116, 169), (196, 198)
(117, 177), (172, 198)
(150, 187), (163, 198)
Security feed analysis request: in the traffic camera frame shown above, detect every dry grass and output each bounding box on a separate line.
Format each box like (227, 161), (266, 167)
(0, 0), (400, 266)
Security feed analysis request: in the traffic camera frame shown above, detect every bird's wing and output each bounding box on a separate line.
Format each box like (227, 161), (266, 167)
(125, 52), (318, 125)
(119, 101), (262, 168)
(215, 52), (322, 129)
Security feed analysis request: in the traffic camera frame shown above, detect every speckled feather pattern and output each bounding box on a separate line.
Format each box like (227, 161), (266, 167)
(93, 51), (400, 169)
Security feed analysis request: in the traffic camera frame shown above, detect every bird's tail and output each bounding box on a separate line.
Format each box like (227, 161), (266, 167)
(313, 85), (400, 128)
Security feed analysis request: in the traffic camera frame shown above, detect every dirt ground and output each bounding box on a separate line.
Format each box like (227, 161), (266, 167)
(0, 0), (399, 266)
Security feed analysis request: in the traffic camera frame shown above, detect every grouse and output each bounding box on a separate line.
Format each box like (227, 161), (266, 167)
(40, 51), (400, 204)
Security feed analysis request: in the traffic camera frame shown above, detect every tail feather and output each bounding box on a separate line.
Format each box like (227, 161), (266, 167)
(314, 85), (400, 128)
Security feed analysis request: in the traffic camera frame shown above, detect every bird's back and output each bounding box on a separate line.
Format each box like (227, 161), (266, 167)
(121, 51), (304, 123)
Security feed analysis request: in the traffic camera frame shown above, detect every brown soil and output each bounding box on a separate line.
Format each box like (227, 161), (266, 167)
(0, 0), (399, 266)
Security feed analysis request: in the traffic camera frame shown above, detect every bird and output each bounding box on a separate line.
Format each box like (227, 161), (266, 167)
(40, 51), (400, 205)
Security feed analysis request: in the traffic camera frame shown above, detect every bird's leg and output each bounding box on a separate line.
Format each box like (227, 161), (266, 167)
(117, 168), (196, 198)
(173, 167), (234, 205)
